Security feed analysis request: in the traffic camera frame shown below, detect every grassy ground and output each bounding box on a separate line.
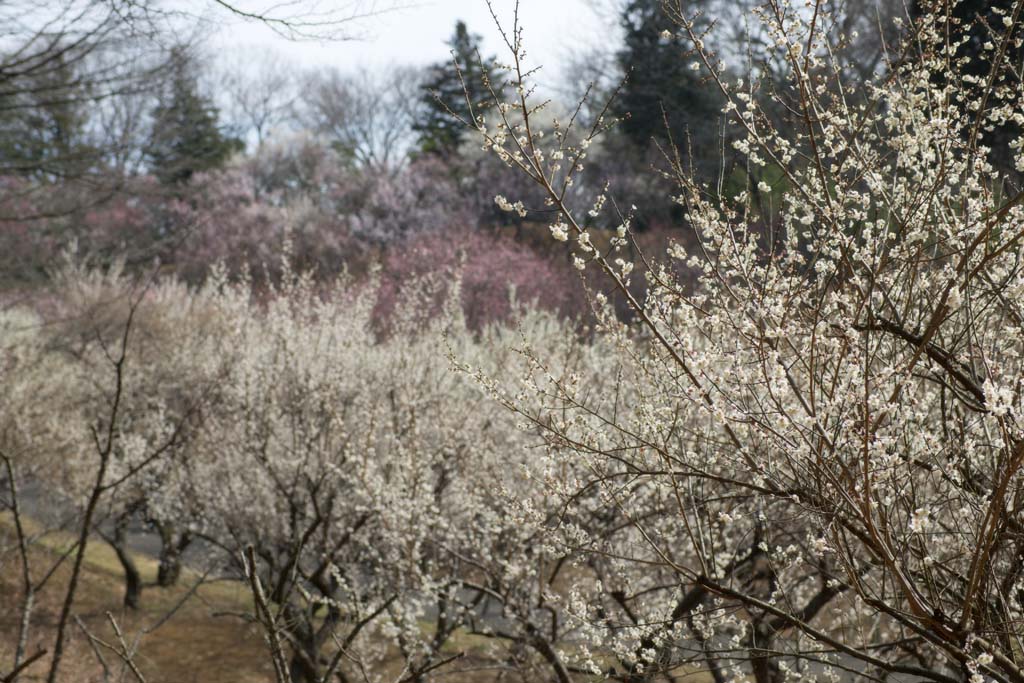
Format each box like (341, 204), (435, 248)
(0, 513), (272, 683)
(1, 514), (711, 683)
(0, 515), (509, 683)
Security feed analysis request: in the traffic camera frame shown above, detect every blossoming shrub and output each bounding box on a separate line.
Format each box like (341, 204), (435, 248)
(465, 2), (1024, 682)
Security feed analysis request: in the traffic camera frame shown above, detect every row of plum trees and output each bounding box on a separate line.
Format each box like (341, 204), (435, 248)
(4, 2), (1024, 683)
(1, 253), (622, 682)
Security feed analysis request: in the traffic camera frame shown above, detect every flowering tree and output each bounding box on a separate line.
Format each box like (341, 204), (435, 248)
(377, 227), (583, 330)
(0, 260), (231, 682)
(464, 1), (1024, 682)
(169, 140), (482, 282)
(175, 262), (578, 682)
(39, 263), (228, 608)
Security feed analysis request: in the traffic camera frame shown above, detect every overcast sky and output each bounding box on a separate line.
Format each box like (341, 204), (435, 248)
(211, 0), (612, 85)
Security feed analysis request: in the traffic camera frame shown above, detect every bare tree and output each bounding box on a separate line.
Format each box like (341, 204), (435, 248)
(301, 65), (424, 174)
(0, 0), (404, 221)
(218, 47), (298, 148)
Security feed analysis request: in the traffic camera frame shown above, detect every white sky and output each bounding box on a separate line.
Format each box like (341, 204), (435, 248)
(211, 0), (610, 86)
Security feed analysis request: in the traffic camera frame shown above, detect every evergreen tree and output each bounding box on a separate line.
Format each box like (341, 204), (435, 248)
(413, 21), (503, 158)
(147, 49), (241, 186)
(612, 0), (722, 167)
(0, 49), (96, 180)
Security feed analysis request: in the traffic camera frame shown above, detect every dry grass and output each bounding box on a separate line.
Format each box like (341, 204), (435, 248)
(0, 514), (512, 683)
(1, 514), (712, 683)
(0, 513), (272, 683)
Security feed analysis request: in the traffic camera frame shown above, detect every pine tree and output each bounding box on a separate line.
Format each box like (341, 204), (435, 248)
(413, 21), (503, 158)
(612, 0), (721, 166)
(147, 49), (241, 186)
(0, 49), (95, 180)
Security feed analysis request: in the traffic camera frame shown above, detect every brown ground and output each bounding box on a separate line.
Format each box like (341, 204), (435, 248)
(1, 515), (709, 683)
(0, 513), (272, 683)
(0, 514), (516, 683)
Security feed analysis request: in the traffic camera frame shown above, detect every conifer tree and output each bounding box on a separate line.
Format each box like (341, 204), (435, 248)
(612, 0), (721, 167)
(413, 21), (502, 158)
(147, 49), (240, 186)
(0, 49), (95, 180)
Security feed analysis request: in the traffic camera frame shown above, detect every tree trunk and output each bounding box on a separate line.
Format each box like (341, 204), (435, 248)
(283, 593), (342, 683)
(154, 521), (191, 587)
(109, 514), (142, 610)
(288, 651), (320, 683)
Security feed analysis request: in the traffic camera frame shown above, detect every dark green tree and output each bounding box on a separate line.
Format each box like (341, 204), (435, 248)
(412, 21), (503, 158)
(0, 49), (96, 181)
(146, 49), (241, 186)
(612, 0), (722, 168)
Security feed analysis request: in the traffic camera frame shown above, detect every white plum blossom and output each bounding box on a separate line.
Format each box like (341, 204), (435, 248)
(550, 221), (569, 241)
(909, 508), (931, 533)
(495, 193), (527, 217)
(983, 379), (1016, 417)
